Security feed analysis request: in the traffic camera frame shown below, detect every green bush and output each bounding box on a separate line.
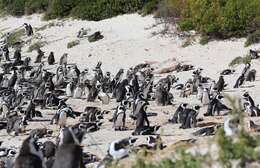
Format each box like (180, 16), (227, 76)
(199, 35), (210, 45)
(0, 0), (159, 21)
(25, 0), (49, 14)
(6, 29), (25, 46)
(229, 55), (251, 67)
(164, 0), (260, 40)
(245, 29), (260, 47)
(28, 41), (47, 52)
(67, 39), (80, 48)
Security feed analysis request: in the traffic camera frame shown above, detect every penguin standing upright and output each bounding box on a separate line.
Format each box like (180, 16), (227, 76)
(215, 75), (225, 92)
(169, 103), (188, 123)
(234, 74), (245, 88)
(201, 88), (210, 105)
(53, 127), (84, 168)
(48, 52), (55, 65)
(66, 81), (74, 97)
(113, 104), (126, 131)
(73, 83), (83, 99)
(13, 136), (45, 168)
(59, 53), (68, 66)
(197, 84), (203, 100)
(35, 49), (44, 63)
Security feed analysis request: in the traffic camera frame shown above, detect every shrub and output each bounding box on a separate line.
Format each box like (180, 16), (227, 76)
(229, 55), (251, 67)
(6, 29), (25, 46)
(67, 39), (80, 49)
(141, 0), (159, 16)
(163, 0), (260, 40)
(25, 0), (49, 14)
(245, 29), (260, 47)
(199, 35), (210, 45)
(28, 41), (47, 52)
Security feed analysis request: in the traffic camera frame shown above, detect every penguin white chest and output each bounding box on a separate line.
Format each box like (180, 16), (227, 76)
(59, 111), (67, 127)
(73, 86), (82, 98)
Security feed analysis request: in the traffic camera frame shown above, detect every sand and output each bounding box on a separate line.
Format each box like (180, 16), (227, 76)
(0, 13), (260, 161)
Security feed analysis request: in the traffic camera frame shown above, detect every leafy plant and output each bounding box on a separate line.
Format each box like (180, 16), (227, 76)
(67, 39), (80, 48)
(229, 55), (251, 67)
(28, 41), (47, 52)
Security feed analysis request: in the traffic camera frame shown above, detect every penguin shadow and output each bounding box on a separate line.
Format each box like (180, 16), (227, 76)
(146, 112), (158, 117)
(196, 122), (219, 128)
(30, 119), (52, 122)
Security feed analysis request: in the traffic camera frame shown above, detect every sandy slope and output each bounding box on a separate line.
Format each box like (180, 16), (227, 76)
(0, 13), (260, 161)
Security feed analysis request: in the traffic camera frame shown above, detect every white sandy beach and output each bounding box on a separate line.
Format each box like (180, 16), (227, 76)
(0, 13), (260, 163)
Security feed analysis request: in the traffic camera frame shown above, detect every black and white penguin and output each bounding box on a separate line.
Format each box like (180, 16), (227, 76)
(246, 69), (256, 82)
(201, 88), (210, 105)
(47, 52), (55, 65)
(205, 94), (231, 116)
(243, 92), (255, 107)
(13, 136), (45, 168)
(168, 103), (188, 123)
(132, 101), (160, 135)
(193, 125), (221, 136)
(215, 75), (226, 92)
(34, 49), (44, 63)
(51, 102), (76, 127)
(59, 53), (68, 66)
(42, 141), (56, 168)
(73, 83), (83, 99)
(108, 138), (137, 160)
(220, 69), (235, 75)
(7, 115), (27, 136)
(113, 104), (126, 131)
(97, 91), (110, 105)
(53, 127), (85, 168)
(66, 81), (74, 97)
(234, 74), (245, 88)
(180, 105), (200, 129)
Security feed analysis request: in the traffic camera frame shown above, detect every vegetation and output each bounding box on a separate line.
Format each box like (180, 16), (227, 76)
(245, 29), (260, 47)
(5, 29), (25, 46)
(0, 0), (159, 21)
(161, 0), (260, 46)
(229, 55), (251, 67)
(28, 41), (46, 52)
(67, 39), (80, 49)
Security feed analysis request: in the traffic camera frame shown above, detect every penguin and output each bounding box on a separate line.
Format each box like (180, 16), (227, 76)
(249, 49), (259, 59)
(234, 74), (245, 88)
(224, 118), (236, 136)
(180, 105), (200, 129)
(34, 49), (44, 63)
(65, 81), (74, 97)
(113, 105), (126, 131)
(73, 84), (83, 99)
(8, 70), (17, 88)
(108, 138), (137, 160)
(7, 115), (27, 136)
(42, 141), (56, 168)
(47, 52), (55, 65)
(52, 127), (84, 168)
(132, 101), (160, 135)
(201, 88), (210, 105)
(193, 125), (221, 136)
(59, 53), (68, 66)
(0, 148), (16, 157)
(197, 84), (203, 100)
(51, 103), (76, 127)
(13, 136), (45, 168)
(98, 91), (110, 105)
(220, 69), (235, 75)
(246, 69), (256, 82)
(168, 103), (188, 123)
(243, 92), (255, 107)
(215, 75), (225, 92)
